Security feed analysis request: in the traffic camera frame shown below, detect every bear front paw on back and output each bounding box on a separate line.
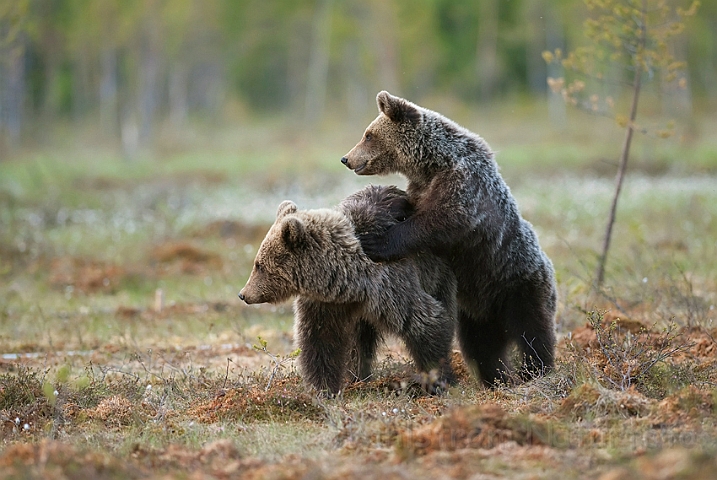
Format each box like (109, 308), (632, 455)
(341, 184), (413, 261)
(357, 231), (392, 261)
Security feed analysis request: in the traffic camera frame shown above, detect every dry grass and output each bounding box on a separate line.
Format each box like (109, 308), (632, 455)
(1, 113), (717, 478)
(1, 309), (715, 479)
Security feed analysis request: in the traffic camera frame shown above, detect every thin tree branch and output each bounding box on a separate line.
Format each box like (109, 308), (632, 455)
(595, 0), (648, 289)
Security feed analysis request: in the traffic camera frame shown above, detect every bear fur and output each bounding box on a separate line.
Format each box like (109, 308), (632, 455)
(341, 91), (557, 386)
(238, 185), (457, 395)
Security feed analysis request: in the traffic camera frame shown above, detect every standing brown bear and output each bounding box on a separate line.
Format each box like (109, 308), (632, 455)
(238, 185), (457, 395)
(341, 91), (557, 386)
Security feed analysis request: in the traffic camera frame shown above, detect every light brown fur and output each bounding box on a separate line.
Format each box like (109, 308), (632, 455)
(239, 185), (457, 394)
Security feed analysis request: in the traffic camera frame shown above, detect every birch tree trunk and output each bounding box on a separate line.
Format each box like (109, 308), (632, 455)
(2, 39), (25, 148)
(99, 48), (118, 134)
(476, 0), (499, 101)
(138, 21), (161, 147)
(169, 63), (188, 127)
(304, 0), (333, 125)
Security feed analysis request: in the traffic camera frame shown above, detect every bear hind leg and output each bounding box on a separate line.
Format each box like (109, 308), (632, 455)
(503, 280), (557, 381)
(457, 310), (512, 388)
(350, 319), (380, 383)
(401, 302), (457, 391)
(512, 310), (556, 381)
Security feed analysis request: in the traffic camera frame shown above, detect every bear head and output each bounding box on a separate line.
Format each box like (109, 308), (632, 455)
(239, 201), (359, 305)
(341, 91), (423, 176)
(238, 200), (306, 305)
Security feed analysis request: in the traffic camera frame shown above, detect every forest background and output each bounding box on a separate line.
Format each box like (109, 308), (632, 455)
(1, 0), (716, 154)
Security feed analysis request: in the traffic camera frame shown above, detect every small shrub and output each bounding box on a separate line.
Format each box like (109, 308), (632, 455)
(186, 376), (323, 423)
(0, 366), (47, 410)
(585, 311), (691, 393)
(396, 403), (567, 459)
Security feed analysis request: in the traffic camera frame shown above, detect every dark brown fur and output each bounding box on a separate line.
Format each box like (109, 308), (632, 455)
(342, 91), (557, 386)
(238, 185), (457, 394)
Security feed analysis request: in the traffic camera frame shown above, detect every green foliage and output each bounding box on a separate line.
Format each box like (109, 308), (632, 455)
(543, 0), (699, 288)
(0, 366), (47, 410)
(0, 0), (31, 47)
(639, 359), (706, 399)
(544, 0), (699, 128)
(253, 336), (301, 391)
(2, 0), (711, 145)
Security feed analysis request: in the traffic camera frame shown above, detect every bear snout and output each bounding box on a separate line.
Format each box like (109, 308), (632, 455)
(342, 155), (367, 174)
(238, 289), (257, 304)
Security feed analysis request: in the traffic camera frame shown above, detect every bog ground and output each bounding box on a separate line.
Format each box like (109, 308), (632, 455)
(1, 110), (716, 479)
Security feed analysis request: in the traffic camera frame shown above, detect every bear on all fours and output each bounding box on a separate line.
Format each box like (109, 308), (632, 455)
(342, 91), (557, 386)
(239, 185), (457, 395)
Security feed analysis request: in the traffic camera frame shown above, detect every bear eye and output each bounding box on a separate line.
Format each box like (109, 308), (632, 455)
(254, 262), (263, 272)
(364, 133), (372, 142)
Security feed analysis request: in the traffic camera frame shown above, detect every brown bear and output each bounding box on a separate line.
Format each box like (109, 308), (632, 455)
(341, 91), (557, 386)
(238, 185), (457, 395)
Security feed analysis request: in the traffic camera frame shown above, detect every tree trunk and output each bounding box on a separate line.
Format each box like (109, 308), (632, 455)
(138, 24), (160, 147)
(545, 5), (566, 128)
(100, 48), (119, 134)
(169, 62), (188, 127)
(287, 14), (310, 114)
(304, 0), (333, 125)
(2, 40), (25, 148)
(344, 39), (369, 122)
(476, 0), (499, 101)
(73, 46), (92, 121)
(525, 0), (546, 95)
(39, 20), (62, 126)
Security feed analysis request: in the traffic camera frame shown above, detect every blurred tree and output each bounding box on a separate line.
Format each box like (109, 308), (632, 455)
(476, 0), (498, 100)
(394, 0), (440, 98)
(433, 0), (480, 97)
(136, 0), (161, 147)
(684, 0), (717, 100)
(544, 0), (699, 289)
(94, 0), (120, 133)
(0, 0), (31, 150)
(305, 0), (333, 124)
(163, 0), (193, 127)
(366, 0), (400, 95)
(1, 0), (715, 152)
(221, 0), (306, 112)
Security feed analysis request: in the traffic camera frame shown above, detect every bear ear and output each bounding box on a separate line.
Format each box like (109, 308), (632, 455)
(276, 200), (298, 219)
(280, 216), (307, 249)
(376, 91), (421, 124)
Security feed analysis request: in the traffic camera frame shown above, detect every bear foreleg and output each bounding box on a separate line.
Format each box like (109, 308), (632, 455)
(293, 298), (355, 395)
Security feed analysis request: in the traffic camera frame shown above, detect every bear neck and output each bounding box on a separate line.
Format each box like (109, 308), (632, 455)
(294, 211), (374, 304)
(401, 114), (495, 183)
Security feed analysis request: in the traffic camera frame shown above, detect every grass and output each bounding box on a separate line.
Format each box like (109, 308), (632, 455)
(1, 102), (717, 478)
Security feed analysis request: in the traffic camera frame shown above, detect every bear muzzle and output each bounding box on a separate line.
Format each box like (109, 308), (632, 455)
(238, 289), (259, 304)
(341, 156), (368, 174)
